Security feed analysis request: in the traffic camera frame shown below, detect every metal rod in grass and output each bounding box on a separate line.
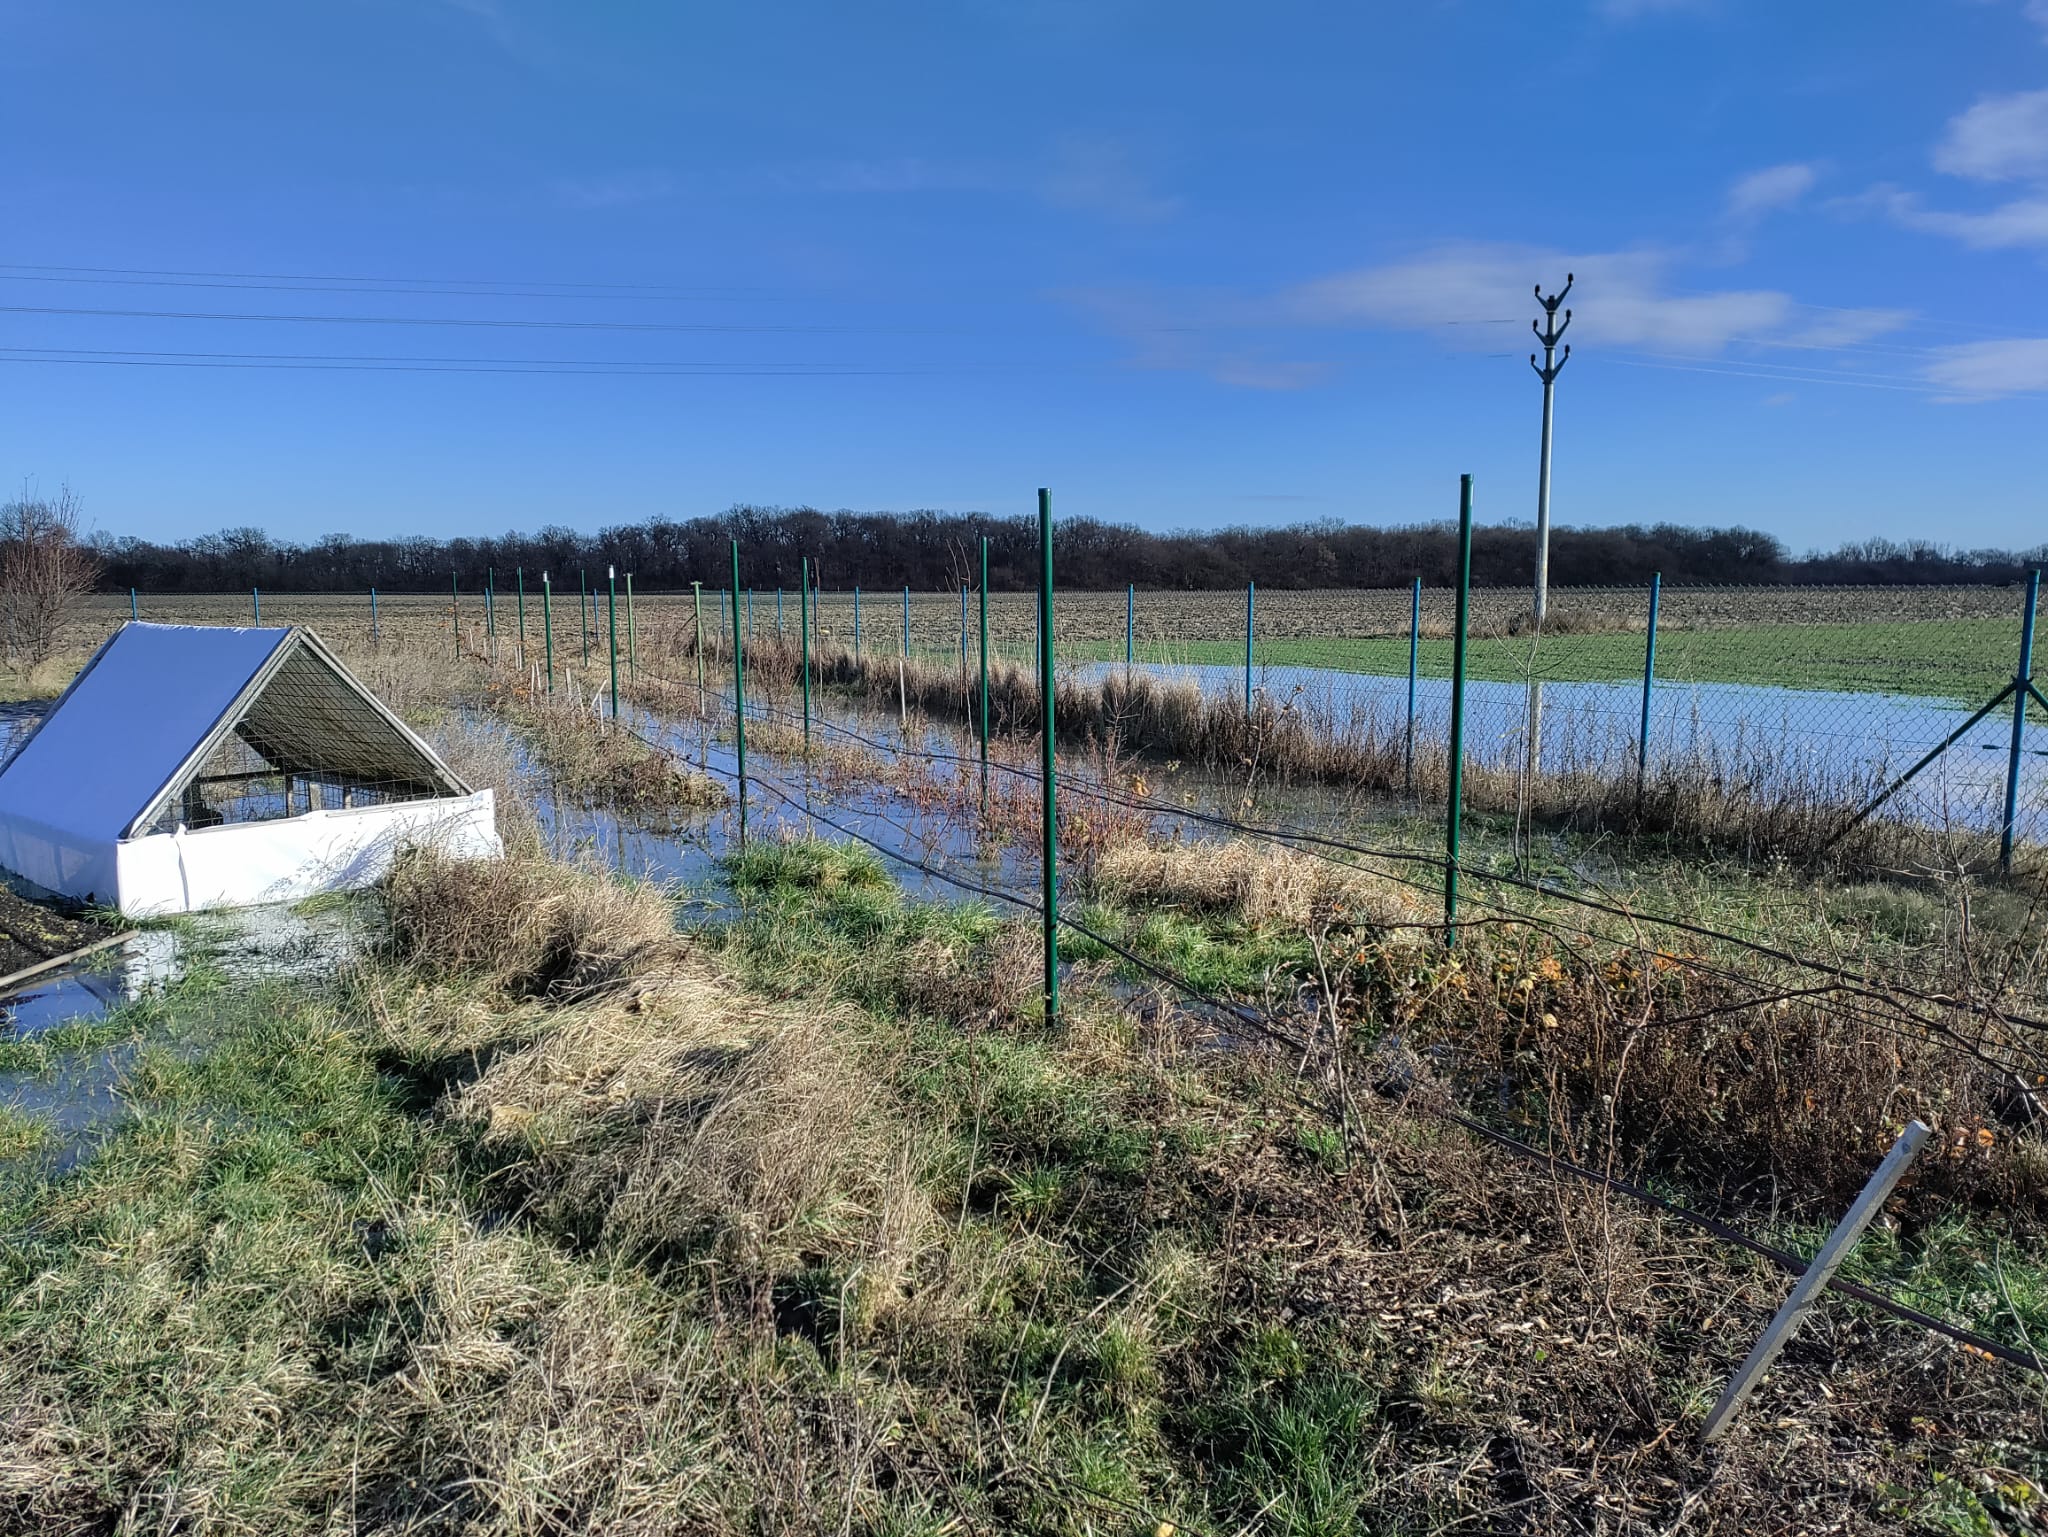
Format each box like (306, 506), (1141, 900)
(730, 539), (748, 850)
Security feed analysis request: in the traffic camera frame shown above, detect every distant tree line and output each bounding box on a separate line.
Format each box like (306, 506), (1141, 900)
(82, 507), (2048, 594)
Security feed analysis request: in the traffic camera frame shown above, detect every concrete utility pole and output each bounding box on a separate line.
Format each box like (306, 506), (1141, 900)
(1529, 274), (1573, 628)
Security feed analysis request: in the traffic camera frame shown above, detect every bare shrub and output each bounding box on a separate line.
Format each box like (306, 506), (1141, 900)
(0, 485), (100, 667)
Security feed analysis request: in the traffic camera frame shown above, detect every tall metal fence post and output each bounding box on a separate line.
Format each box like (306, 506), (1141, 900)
(626, 573), (637, 680)
(1405, 576), (1420, 795)
(730, 541), (748, 849)
(1244, 581), (1255, 715)
(486, 567), (495, 648)
(959, 584), (968, 674)
(2001, 569), (2041, 874)
(516, 568), (527, 672)
(854, 585), (862, 656)
(1037, 488), (1059, 1026)
(129, 588), (138, 622)
(451, 572), (460, 657)
(800, 556), (812, 752)
(252, 587), (261, 625)
(371, 587), (379, 646)
(979, 536), (991, 812)
(691, 581), (705, 690)
(1637, 572), (1662, 801)
(1126, 583), (1134, 677)
(542, 573), (554, 693)
(1445, 476), (1474, 943)
(579, 569), (590, 664)
(747, 588), (754, 640)
(606, 566), (620, 719)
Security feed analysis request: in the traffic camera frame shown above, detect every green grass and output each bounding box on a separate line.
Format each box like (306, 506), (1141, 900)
(1061, 617), (2026, 702)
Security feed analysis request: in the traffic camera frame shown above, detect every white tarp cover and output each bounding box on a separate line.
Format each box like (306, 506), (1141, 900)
(0, 622), (500, 913)
(0, 623), (289, 847)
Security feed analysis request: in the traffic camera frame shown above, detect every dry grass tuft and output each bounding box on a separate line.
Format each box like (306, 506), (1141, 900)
(1093, 835), (1428, 932)
(384, 847), (677, 1000)
(450, 963), (933, 1297)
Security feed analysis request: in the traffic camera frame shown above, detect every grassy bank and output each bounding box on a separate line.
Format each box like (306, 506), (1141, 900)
(0, 839), (2041, 1533)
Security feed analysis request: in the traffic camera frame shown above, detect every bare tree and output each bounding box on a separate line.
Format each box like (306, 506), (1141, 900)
(1, 485), (101, 667)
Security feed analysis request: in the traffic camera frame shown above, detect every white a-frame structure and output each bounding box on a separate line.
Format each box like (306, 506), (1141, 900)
(0, 623), (499, 915)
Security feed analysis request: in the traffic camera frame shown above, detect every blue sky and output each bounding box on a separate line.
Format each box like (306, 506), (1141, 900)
(2, 0), (2044, 551)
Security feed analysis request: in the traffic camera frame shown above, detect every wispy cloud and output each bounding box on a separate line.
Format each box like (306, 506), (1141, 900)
(1925, 338), (2048, 398)
(1039, 138), (1181, 224)
(1726, 162), (1819, 221)
(1857, 85), (2048, 253)
(1066, 242), (1912, 391)
(1596, 0), (1711, 17)
(551, 169), (678, 210)
(1932, 87), (2048, 181)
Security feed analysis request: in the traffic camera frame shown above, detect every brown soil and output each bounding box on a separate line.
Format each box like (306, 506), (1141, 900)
(0, 885), (110, 982)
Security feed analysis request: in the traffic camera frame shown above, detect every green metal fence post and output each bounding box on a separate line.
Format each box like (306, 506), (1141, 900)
(691, 581), (705, 691)
(542, 573), (554, 693)
(516, 568), (527, 672)
(854, 586), (862, 656)
(1126, 583), (1134, 677)
(129, 588), (138, 622)
(1405, 576), (1420, 794)
(979, 536), (991, 811)
(731, 541), (749, 849)
(1445, 475), (1474, 944)
(800, 556), (812, 751)
(626, 572), (637, 679)
(1244, 581), (1254, 715)
(452, 571), (459, 657)
(579, 570), (589, 665)
(252, 587), (260, 625)
(1637, 572), (1662, 800)
(1038, 488), (1059, 1026)
(2001, 568), (2041, 874)
(606, 566), (620, 719)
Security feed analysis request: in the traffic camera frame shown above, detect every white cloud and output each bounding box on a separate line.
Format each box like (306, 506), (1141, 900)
(1925, 338), (2048, 397)
(1783, 307), (1916, 347)
(1726, 162), (1818, 220)
(1873, 184), (2048, 250)
(1278, 244), (1808, 352)
(1932, 88), (2048, 181)
(1069, 242), (1912, 391)
(1039, 139), (1181, 224)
